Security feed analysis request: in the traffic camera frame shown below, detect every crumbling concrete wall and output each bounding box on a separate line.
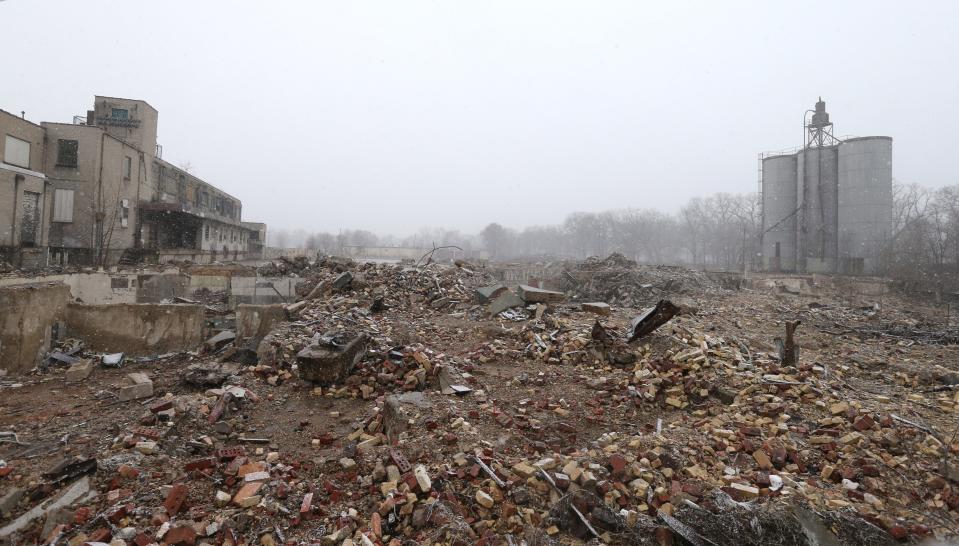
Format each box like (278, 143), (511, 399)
(0, 282), (71, 375)
(64, 303), (204, 355)
(0, 271), (188, 304)
(236, 304), (286, 339)
(136, 273), (191, 303)
(230, 277), (302, 305)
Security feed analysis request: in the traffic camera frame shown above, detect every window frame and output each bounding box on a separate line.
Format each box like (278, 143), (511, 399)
(56, 139), (79, 168)
(3, 134), (31, 169)
(53, 188), (75, 223)
(111, 108), (129, 120)
(119, 198), (130, 228)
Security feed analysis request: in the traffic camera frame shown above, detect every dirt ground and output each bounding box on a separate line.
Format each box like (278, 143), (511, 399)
(2, 259), (959, 545)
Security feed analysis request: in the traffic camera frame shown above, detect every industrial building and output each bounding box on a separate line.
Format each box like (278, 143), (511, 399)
(760, 99), (892, 275)
(1, 96), (266, 267)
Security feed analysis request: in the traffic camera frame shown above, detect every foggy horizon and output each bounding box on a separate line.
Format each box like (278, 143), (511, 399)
(2, 0), (957, 237)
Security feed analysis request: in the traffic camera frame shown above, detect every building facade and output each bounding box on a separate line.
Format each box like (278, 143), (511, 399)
(1, 96), (265, 267)
(0, 109), (49, 268)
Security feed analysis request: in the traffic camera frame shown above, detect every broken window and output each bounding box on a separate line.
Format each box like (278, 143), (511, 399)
(53, 189), (74, 222)
(56, 139), (78, 167)
(4, 135), (31, 168)
(123, 156), (132, 180)
(120, 198), (130, 228)
(111, 108), (129, 120)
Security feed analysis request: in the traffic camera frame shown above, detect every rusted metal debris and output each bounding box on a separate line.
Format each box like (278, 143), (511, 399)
(627, 299), (680, 342)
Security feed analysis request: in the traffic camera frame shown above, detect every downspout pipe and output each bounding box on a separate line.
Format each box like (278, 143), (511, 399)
(11, 174), (22, 247)
(94, 131), (106, 266)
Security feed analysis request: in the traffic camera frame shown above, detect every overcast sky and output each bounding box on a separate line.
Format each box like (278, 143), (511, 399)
(2, 1), (957, 236)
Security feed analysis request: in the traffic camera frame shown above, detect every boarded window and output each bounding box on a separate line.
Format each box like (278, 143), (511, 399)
(20, 191), (40, 245)
(53, 189), (75, 222)
(4, 135), (31, 168)
(57, 139), (79, 167)
(110, 277), (129, 289)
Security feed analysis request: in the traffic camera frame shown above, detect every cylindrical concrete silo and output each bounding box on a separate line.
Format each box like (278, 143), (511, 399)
(838, 136), (893, 274)
(797, 146), (840, 273)
(762, 154), (798, 271)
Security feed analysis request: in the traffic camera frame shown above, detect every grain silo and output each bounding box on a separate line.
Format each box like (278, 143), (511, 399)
(760, 99), (892, 275)
(760, 154), (798, 271)
(837, 137), (893, 274)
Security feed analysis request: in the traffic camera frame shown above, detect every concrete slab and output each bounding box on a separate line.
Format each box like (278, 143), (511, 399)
(64, 360), (93, 382)
(517, 284), (565, 304)
(297, 334), (369, 385)
(488, 290), (524, 315)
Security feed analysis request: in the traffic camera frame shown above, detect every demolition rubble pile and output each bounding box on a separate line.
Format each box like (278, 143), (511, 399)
(1, 256), (959, 545)
(256, 256), (316, 278)
(564, 253), (730, 309)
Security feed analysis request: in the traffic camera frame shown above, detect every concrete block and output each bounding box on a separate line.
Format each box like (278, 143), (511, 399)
(517, 284), (565, 304)
(581, 302), (611, 316)
(488, 290), (523, 315)
(474, 284), (507, 304)
(236, 304), (286, 339)
(332, 272), (353, 290)
(296, 334), (369, 385)
(204, 330), (236, 351)
(65, 359), (94, 382)
(119, 372), (153, 401)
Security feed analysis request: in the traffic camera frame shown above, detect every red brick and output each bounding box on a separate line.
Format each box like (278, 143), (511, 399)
(131, 427), (160, 440)
(149, 399), (174, 413)
(74, 506), (91, 524)
(184, 457), (217, 472)
(165, 525), (197, 545)
(889, 525), (908, 540)
(216, 446), (246, 460)
(232, 482), (263, 506)
(224, 456), (248, 476)
(117, 464), (140, 479)
(853, 415), (874, 432)
(608, 453), (626, 474)
(106, 505), (127, 524)
(165, 484), (189, 516)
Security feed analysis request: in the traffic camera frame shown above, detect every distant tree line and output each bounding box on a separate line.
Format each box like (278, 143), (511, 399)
(884, 183), (959, 291)
(268, 191), (762, 270)
(266, 183), (959, 286)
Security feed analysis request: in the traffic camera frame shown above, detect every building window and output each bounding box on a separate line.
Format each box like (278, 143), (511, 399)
(53, 189), (75, 222)
(204, 224), (210, 240)
(123, 156), (132, 180)
(111, 108), (129, 120)
(56, 139), (79, 167)
(4, 135), (31, 168)
(119, 198), (130, 228)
